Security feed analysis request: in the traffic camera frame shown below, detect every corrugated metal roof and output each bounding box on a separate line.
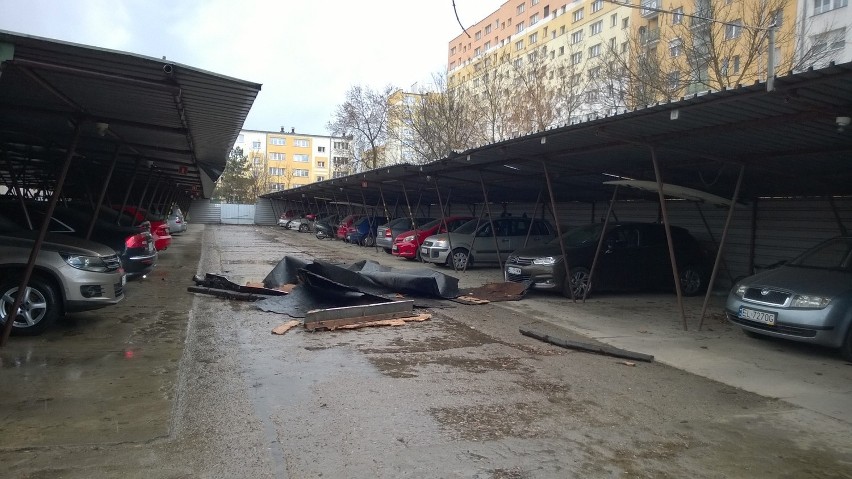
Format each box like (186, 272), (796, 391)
(0, 30), (261, 199)
(264, 61), (852, 209)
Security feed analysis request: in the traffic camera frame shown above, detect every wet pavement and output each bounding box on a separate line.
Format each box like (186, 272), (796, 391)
(1, 224), (850, 478)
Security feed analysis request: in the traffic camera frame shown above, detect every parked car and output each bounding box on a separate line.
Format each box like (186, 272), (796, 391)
(314, 216), (338, 240)
(375, 217), (435, 253)
(0, 213), (126, 335)
(2, 201), (157, 280)
(114, 205), (172, 251)
(335, 214), (364, 240)
(505, 222), (711, 298)
(725, 236), (852, 360)
(285, 213), (317, 232)
(392, 216), (474, 260)
(345, 216), (382, 246)
(277, 210), (302, 227)
(167, 206), (187, 234)
(420, 217), (556, 269)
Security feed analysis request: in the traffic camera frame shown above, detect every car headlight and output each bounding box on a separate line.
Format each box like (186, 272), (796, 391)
(432, 239), (448, 248)
(733, 285), (747, 298)
(60, 253), (110, 272)
(533, 256), (557, 265)
(403, 235), (415, 242)
(790, 294), (832, 309)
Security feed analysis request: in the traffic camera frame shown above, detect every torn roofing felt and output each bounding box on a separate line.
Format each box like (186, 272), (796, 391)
(255, 256), (462, 318)
(261, 256), (461, 299)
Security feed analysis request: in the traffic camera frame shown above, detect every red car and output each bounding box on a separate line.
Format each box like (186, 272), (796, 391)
(392, 216), (473, 260)
(335, 214), (364, 240)
(114, 206), (172, 251)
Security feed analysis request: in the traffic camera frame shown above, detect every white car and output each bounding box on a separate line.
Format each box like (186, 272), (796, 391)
(420, 217), (556, 269)
(0, 214), (126, 335)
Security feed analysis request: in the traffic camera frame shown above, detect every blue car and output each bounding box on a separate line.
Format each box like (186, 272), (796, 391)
(345, 216), (382, 246)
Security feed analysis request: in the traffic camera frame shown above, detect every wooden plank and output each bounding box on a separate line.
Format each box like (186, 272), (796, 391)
(304, 300), (414, 325)
(335, 313), (431, 330)
(271, 320), (301, 335)
(519, 328), (654, 363)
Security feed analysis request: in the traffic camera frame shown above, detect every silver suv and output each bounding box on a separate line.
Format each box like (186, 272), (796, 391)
(0, 215), (126, 335)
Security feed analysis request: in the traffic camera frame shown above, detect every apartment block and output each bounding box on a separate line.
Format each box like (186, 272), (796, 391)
(233, 128), (352, 193)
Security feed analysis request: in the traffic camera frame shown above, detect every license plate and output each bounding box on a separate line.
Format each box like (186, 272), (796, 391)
(507, 266), (521, 275)
(392, 245), (398, 251)
(420, 247), (428, 255)
(738, 306), (776, 325)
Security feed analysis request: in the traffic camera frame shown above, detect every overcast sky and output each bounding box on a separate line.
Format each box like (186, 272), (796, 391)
(0, 0), (500, 135)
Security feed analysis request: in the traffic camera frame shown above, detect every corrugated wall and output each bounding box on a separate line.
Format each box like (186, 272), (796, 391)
(254, 198), (277, 225)
(187, 199), (221, 224)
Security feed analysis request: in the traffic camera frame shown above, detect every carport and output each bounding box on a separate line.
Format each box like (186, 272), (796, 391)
(0, 30), (261, 344)
(263, 60), (852, 329)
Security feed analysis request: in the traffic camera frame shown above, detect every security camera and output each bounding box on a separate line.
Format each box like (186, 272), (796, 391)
(837, 116), (851, 132)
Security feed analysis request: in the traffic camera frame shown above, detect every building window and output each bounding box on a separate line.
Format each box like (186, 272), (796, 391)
(516, 39), (524, 50)
(725, 19), (742, 40)
(667, 72), (681, 90)
(573, 8), (584, 22)
(475, 47), (482, 56)
(672, 7), (684, 24)
(622, 17), (629, 29)
(611, 13), (617, 27)
(812, 28), (847, 53)
(531, 0), (538, 4)
(294, 169), (309, 177)
(293, 154), (309, 162)
(268, 167), (285, 176)
(317, 146), (325, 152)
(814, 0), (848, 15)
(236, 134), (245, 143)
(269, 152), (285, 160)
(571, 30), (583, 43)
(571, 52), (583, 64)
(589, 43), (601, 57)
(514, 58), (523, 68)
(670, 38), (683, 57)
(733, 55), (741, 73)
(475, 30), (482, 40)
(559, 45), (565, 55)
(316, 176), (325, 182)
(333, 141), (348, 150)
(592, 0), (603, 13)
(516, 21), (525, 33)
(270, 138), (285, 145)
(588, 66), (601, 80)
(317, 161), (325, 168)
(517, 2), (525, 14)
(485, 24), (492, 34)
(530, 13), (539, 25)
(294, 139), (309, 147)
(621, 41), (628, 53)
(251, 141), (261, 150)
(590, 20), (603, 35)
(529, 32), (538, 44)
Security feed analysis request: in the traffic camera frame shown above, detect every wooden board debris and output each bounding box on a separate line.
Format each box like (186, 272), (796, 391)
(334, 313), (431, 330)
(271, 320), (301, 335)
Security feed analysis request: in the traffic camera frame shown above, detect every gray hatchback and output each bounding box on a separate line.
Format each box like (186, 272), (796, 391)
(725, 236), (852, 361)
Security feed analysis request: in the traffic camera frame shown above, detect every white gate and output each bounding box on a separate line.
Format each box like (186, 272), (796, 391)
(220, 204), (256, 224)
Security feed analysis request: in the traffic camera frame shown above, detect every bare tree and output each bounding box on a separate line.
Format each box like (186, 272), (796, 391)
(471, 61), (516, 144)
(327, 84), (395, 172)
(388, 73), (482, 164)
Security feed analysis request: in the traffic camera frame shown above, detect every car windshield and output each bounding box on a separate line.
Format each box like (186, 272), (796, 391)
(788, 237), (852, 271)
(419, 218), (442, 230)
(451, 219), (482, 235)
(549, 223), (605, 247)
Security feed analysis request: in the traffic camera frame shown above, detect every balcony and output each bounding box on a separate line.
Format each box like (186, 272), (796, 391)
(640, 0), (660, 17)
(639, 28), (661, 45)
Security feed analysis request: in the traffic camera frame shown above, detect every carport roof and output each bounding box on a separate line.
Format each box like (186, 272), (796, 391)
(264, 61), (852, 210)
(0, 30), (261, 199)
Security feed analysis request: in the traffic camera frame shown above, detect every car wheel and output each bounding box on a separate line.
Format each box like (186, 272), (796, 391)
(449, 248), (470, 270)
(679, 265), (705, 296)
(315, 231), (326, 239)
(299, 224), (309, 233)
(0, 276), (60, 336)
(363, 235), (375, 247)
(840, 326), (852, 362)
(563, 267), (591, 299)
(383, 248), (392, 254)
